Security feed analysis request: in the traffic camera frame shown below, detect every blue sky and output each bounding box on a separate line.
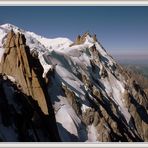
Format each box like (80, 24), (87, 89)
(0, 6), (148, 55)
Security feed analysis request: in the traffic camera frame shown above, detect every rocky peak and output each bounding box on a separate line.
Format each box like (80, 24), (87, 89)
(93, 34), (97, 42)
(0, 30), (49, 115)
(71, 32), (96, 46)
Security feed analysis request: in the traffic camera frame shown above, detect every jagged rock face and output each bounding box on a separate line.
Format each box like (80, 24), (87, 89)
(0, 30), (48, 115)
(0, 25), (147, 142)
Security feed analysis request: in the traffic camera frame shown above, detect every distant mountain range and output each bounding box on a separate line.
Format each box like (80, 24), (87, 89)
(113, 54), (148, 65)
(123, 64), (148, 77)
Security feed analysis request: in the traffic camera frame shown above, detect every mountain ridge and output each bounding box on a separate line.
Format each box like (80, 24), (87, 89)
(0, 23), (147, 142)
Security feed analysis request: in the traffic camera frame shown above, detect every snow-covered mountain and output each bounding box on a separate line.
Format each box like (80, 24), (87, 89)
(0, 23), (147, 142)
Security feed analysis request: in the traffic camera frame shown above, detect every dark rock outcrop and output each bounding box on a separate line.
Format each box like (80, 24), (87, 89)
(0, 74), (59, 141)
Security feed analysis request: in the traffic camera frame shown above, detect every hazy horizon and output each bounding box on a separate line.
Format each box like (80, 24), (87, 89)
(113, 53), (148, 65)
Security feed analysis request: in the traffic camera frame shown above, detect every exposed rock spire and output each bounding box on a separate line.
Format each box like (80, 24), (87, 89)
(0, 30), (49, 115)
